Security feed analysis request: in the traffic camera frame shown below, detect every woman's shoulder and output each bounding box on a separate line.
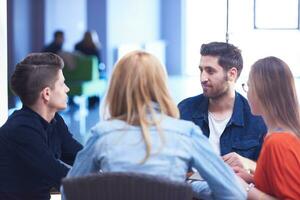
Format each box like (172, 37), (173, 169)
(266, 132), (298, 142)
(89, 116), (202, 140)
(160, 115), (201, 136)
(264, 132), (300, 151)
(91, 119), (128, 134)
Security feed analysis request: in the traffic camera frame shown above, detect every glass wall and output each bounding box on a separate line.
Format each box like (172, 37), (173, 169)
(185, 0), (300, 82)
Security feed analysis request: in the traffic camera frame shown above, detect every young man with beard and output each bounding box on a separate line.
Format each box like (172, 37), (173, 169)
(178, 42), (267, 172)
(0, 53), (83, 200)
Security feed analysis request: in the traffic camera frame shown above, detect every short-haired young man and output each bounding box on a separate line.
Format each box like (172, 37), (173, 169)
(0, 53), (83, 200)
(179, 42), (267, 171)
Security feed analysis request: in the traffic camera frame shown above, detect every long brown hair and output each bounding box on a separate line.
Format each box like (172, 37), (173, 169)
(105, 50), (179, 162)
(249, 56), (300, 137)
(81, 31), (100, 49)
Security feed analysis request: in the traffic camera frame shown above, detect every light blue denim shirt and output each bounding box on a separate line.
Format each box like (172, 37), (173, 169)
(66, 114), (246, 199)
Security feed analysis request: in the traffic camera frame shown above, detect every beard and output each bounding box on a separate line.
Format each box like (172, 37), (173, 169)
(206, 85), (230, 100)
(202, 74), (230, 100)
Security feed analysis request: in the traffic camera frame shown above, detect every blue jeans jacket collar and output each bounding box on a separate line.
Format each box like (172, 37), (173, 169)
(191, 92), (244, 127)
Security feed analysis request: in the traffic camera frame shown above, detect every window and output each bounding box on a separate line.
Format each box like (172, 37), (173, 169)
(254, 0), (299, 29)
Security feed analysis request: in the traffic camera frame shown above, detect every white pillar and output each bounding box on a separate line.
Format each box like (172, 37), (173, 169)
(0, 0), (8, 126)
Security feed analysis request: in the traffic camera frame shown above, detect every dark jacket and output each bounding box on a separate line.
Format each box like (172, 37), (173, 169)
(0, 106), (83, 200)
(178, 92), (267, 160)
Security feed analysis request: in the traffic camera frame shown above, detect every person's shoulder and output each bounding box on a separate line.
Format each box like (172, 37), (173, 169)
(235, 92), (267, 129)
(160, 115), (201, 137)
(178, 94), (204, 106)
(0, 109), (43, 138)
(75, 41), (86, 50)
(235, 92), (252, 114)
(262, 133), (300, 164)
(43, 42), (54, 51)
(265, 132), (299, 148)
(10, 109), (42, 126)
(178, 94), (207, 120)
(74, 42), (81, 49)
(90, 119), (127, 136)
(235, 92), (249, 106)
(178, 94), (206, 112)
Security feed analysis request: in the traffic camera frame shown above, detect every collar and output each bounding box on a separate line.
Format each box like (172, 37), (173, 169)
(192, 95), (209, 124)
(192, 92), (245, 127)
(228, 92), (244, 127)
(22, 105), (57, 130)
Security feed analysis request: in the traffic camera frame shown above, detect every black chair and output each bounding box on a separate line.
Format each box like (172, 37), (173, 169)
(62, 172), (193, 200)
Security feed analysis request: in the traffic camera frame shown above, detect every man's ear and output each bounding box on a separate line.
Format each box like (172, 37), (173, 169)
(41, 87), (51, 103)
(227, 67), (238, 82)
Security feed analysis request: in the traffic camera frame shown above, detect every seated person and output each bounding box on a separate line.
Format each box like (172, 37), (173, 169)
(237, 56), (300, 199)
(43, 31), (77, 71)
(178, 42), (267, 172)
(74, 30), (103, 108)
(0, 53), (83, 200)
(43, 30), (65, 54)
(74, 30), (101, 63)
(65, 50), (246, 199)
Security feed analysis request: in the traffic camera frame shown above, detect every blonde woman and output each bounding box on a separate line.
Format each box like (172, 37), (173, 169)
(238, 56), (300, 199)
(66, 51), (245, 199)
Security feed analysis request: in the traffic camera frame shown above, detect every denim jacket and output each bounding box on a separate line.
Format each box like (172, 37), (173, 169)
(66, 113), (246, 199)
(178, 92), (267, 160)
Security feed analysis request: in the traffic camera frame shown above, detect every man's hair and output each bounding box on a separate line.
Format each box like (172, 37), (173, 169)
(10, 53), (64, 106)
(200, 42), (243, 78)
(54, 30), (64, 39)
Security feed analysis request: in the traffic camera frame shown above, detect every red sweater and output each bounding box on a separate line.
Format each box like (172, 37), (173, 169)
(254, 132), (300, 199)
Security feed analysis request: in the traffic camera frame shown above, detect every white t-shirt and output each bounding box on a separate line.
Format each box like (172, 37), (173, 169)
(208, 112), (231, 155)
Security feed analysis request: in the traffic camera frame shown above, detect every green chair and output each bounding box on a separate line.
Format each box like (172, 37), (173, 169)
(63, 55), (107, 135)
(63, 55), (107, 97)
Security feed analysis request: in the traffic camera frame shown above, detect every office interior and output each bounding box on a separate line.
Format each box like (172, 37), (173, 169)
(1, 0), (300, 143)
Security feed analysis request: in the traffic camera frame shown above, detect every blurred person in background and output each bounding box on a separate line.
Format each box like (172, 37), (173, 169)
(43, 30), (65, 54)
(74, 30), (101, 63)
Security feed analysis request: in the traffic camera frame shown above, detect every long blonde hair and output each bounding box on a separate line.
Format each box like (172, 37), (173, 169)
(249, 56), (300, 137)
(105, 50), (179, 162)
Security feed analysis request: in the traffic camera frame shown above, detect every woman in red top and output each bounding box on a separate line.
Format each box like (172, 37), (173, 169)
(237, 56), (300, 199)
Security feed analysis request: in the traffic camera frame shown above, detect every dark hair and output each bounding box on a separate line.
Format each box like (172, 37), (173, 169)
(54, 30), (64, 39)
(82, 31), (97, 49)
(10, 53), (64, 106)
(200, 42), (243, 78)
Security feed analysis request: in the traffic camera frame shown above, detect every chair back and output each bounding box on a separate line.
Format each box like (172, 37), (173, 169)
(62, 55), (107, 97)
(62, 172), (193, 200)
(63, 55), (99, 82)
